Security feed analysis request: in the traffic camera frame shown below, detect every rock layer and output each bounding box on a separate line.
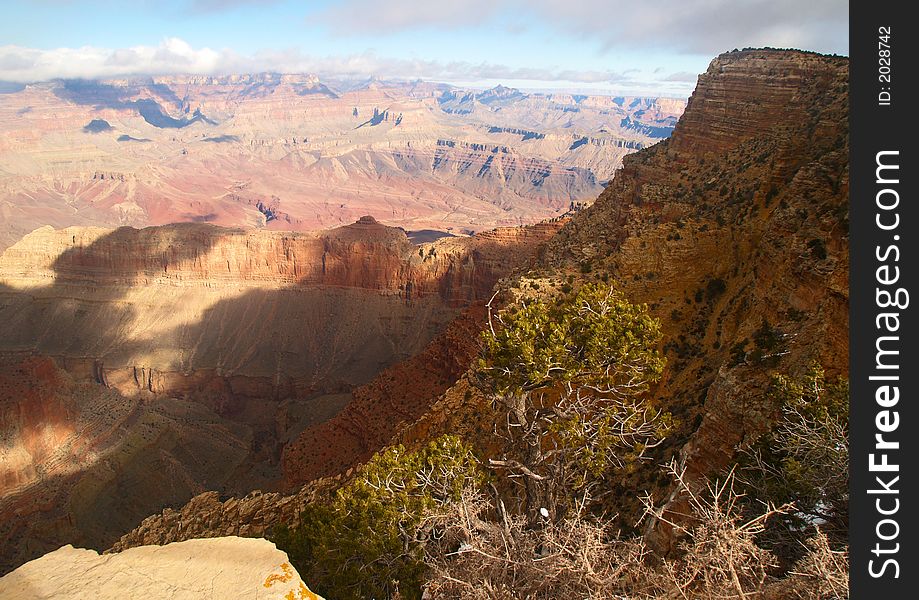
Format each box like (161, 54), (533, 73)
(0, 218), (562, 399)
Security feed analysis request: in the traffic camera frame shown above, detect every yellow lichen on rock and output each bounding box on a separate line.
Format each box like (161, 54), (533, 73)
(264, 562), (295, 587)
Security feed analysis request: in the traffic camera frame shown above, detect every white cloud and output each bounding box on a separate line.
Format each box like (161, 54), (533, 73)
(0, 39), (695, 94)
(0, 39), (242, 82)
(663, 71), (698, 83)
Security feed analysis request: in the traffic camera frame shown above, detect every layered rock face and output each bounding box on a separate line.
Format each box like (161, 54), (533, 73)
(0, 536), (322, 600)
(0, 76), (684, 251)
(668, 50), (844, 156)
(0, 218), (559, 398)
(0, 217), (561, 573)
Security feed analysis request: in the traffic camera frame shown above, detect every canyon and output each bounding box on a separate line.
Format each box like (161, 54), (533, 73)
(0, 74), (684, 251)
(0, 48), (849, 588)
(103, 49), (849, 563)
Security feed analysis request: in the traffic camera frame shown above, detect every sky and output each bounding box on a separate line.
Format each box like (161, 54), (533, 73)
(0, 0), (849, 96)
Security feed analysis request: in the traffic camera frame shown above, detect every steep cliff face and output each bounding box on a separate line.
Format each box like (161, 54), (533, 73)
(667, 50), (844, 156)
(544, 49), (848, 548)
(0, 218), (560, 398)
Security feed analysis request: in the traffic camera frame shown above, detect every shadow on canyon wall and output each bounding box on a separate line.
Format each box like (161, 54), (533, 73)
(0, 220), (532, 573)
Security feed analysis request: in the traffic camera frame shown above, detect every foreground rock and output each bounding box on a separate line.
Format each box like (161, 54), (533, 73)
(0, 536), (321, 599)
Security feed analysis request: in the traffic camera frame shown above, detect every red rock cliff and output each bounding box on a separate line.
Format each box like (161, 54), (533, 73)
(545, 49), (848, 551)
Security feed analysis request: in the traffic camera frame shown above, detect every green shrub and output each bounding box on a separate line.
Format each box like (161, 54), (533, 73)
(273, 435), (482, 600)
(476, 283), (668, 517)
(740, 363), (849, 553)
(478, 283), (664, 398)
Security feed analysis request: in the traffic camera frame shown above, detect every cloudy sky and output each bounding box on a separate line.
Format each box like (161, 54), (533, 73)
(0, 0), (848, 95)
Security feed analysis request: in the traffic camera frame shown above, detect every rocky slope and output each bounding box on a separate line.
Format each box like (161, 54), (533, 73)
(400, 48), (849, 549)
(0, 217), (561, 573)
(0, 536), (322, 599)
(538, 49), (848, 547)
(0, 76), (684, 250)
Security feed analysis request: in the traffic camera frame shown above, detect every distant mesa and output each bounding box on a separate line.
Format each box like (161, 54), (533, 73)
(437, 84), (526, 113)
(477, 84), (525, 105)
(83, 119), (113, 133)
(116, 134), (150, 143)
(0, 73), (687, 251)
(619, 116), (674, 139)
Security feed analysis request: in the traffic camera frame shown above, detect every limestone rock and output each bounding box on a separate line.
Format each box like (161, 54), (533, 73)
(0, 536), (322, 599)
